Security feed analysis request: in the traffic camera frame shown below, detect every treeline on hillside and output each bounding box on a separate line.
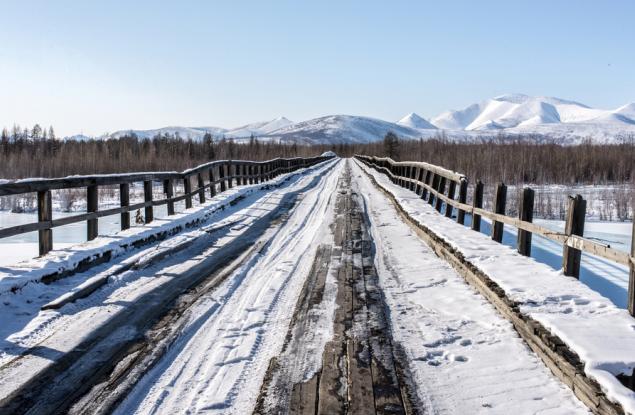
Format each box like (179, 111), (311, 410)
(0, 126), (634, 186)
(352, 133), (635, 185)
(0, 133), (340, 179)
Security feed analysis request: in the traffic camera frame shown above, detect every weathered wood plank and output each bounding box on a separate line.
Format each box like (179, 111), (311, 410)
(143, 180), (154, 224)
(517, 187), (534, 256)
(491, 183), (507, 243)
(38, 190), (53, 256)
(563, 195), (586, 278)
(87, 184), (98, 241)
(120, 183), (131, 229)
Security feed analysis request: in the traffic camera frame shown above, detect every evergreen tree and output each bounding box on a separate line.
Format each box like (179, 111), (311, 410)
(383, 131), (400, 159)
(31, 124), (42, 140)
(48, 126), (55, 140)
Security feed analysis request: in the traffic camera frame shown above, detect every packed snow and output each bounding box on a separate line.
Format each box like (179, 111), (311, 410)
(114, 160), (342, 414)
(353, 161), (588, 413)
(355, 159), (635, 413)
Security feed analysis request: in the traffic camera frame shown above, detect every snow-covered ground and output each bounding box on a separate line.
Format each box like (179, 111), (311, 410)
(356, 159), (635, 413)
(114, 159), (342, 414)
(1, 157), (633, 413)
(352, 161), (588, 413)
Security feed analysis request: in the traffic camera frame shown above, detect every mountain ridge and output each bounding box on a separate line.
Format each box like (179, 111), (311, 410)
(67, 94), (635, 145)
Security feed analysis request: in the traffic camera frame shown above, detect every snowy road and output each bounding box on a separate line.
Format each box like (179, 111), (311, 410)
(0, 158), (606, 414)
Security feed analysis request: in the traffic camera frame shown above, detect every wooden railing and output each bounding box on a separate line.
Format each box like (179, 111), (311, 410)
(355, 155), (635, 316)
(0, 155), (333, 256)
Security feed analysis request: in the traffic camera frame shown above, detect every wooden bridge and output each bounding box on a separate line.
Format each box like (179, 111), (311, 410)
(0, 155), (634, 414)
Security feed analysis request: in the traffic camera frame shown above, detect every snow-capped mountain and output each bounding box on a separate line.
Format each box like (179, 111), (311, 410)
(108, 117), (294, 141)
(263, 115), (427, 144)
(224, 117), (293, 138)
(430, 94), (635, 142)
(397, 113), (437, 130)
(68, 94), (635, 145)
(110, 126), (227, 140)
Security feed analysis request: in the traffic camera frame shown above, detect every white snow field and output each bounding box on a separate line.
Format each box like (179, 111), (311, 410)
(355, 159), (635, 413)
(1, 157), (634, 413)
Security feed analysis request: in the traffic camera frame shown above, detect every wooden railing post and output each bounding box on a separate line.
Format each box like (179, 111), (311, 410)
(164, 179), (175, 215)
(144, 180), (154, 223)
(471, 180), (484, 231)
(87, 184), (98, 240)
(410, 166), (417, 191)
(37, 190), (53, 255)
(227, 162), (233, 188)
(120, 183), (130, 229)
(208, 168), (216, 197)
(517, 188), (535, 256)
(445, 181), (457, 218)
(491, 183), (507, 243)
(256, 165), (262, 183)
(197, 173), (205, 204)
(435, 177), (446, 212)
(184, 176), (193, 209)
(237, 164), (243, 185)
(415, 168), (423, 195)
(421, 171), (431, 200)
(457, 179), (468, 225)
(219, 165), (226, 192)
(249, 165), (254, 184)
(428, 174), (438, 206)
(563, 194), (586, 278)
(627, 200), (635, 315)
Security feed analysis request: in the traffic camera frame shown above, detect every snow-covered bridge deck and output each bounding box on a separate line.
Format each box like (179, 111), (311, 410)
(0, 157), (633, 414)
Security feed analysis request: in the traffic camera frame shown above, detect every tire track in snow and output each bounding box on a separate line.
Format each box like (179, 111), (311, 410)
(352, 160), (589, 414)
(113, 160), (344, 414)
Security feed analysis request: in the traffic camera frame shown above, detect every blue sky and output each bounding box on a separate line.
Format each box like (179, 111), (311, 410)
(1, 0), (634, 136)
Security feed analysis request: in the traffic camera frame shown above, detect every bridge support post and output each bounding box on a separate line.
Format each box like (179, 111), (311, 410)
(144, 180), (154, 223)
(563, 195), (586, 278)
(184, 176), (193, 209)
(120, 183), (131, 229)
(421, 171), (431, 200)
(435, 177), (446, 212)
(471, 180), (484, 231)
(428, 174), (438, 206)
(164, 179), (175, 215)
(197, 173), (206, 204)
(87, 184), (98, 240)
(445, 181), (457, 218)
(208, 168), (216, 197)
(219, 165), (226, 192)
(227, 162), (233, 189)
(411, 167), (418, 192)
(415, 168), (423, 195)
(517, 188), (535, 256)
(457, 179), (468, 225)
(37, 190), (53, 256)
(491, 183), (507, 243)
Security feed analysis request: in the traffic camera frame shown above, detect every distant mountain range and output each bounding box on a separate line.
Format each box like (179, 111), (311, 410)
(67, 94), (635, 144)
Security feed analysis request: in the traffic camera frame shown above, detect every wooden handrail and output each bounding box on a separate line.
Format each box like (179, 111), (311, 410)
(354, 154), (635, 308)
(0, 155), (334, 256)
